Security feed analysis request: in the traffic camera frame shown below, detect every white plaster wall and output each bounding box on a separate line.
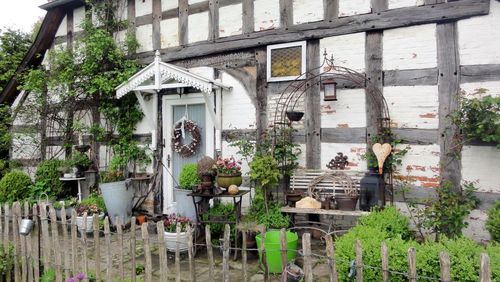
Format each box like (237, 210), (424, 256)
(188, 0), (205, 4)
(221, 72), (256, 130)
(458, 0), (500, 65)
(394, 144), (440, 188)
(338, 0), (371, 17)
(115, 0), (128, 21)
(45, 146), (65, 160)
(135, 0), (152, 17)
(114, 30), (128, 48)
(321, 143), (367, 171)
(56, 15), (67, 37)
(188, 12), (209, 43)
(160, 18), (179, 48)
(221, 141), (251, 176)
(460, 81), (500, 98)
(219, 4), (243, 38)
(293, 0), (323, 25)
(321, 89), (366, 128)
(384, 86), (439, 129)
(162, 0), (178, 11)
(320, 32), (366, 72)
(254, 0), (280, 31)
(297, 143), (307, 169)
(136, 24), (153, 53)
(74, 6), (86, 32)
(188, 67), (214, 79)
(388, 0), (424, 9)
(463, 209), (491, 243)
(383, 24), (437, 70)
(11, 133), (41, 160)
(461, 146), (500, 193)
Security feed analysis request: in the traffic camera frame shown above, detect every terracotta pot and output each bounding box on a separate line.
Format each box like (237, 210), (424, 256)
(335, 194), (359, 211)
(217, 173), (242, 188)
(136, 215), (146, 225)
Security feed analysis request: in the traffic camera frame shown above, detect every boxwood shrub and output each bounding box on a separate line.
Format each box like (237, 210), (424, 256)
(34, 159), (64, 198)
(0, 170), (32, 203)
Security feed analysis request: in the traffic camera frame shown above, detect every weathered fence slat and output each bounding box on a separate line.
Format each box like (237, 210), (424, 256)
(130, 217), (136, 282)
(205, 225), (214, 280)
(13, 203), (20, 282)
(480, 253), (491, 282)
(439, 251), (451, 282)
(156, 221), (167, 282)
(355, 240), (363, 282)
(381, 242), (389, 282)
(61, 207), (70, 279)
(81, 212), (89, 276)
(19, 203), (28, 282)
(70, 210), (77, 278)
(104, 217), (112, 282)
(40, 204), (50, 270)
(242, 230), (248, 282)
(259, 226), (268, 280)
(187, 224), (196, 282)
(92, 214), (101, 281)
(303, 232), (313, 282)
(142, 223), (153, 282)
(49, 206), (63, 282)
(325, 235), (338, 282)
(3, 204), (9, 249)
(175, 223), (181, 282)
(24, 202), (33, 282)
(408, 247), (417, 282)
(222, 224), (231, 282)
(117, 217), (125, 282)
(279, 228), (288, 273)
(33, 204), (40, 282)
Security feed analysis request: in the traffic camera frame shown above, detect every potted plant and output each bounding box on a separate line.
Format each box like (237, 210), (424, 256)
(197, 156), (217, 194)
(99, 167), (132, 226)
(75, 193), (106, 233)
(215, 156), (242, 188)
(174, 163), (200, 222)
(53, 197), (78, 220)
(163, 214), (192, 252)
(68, 151), (92, 175)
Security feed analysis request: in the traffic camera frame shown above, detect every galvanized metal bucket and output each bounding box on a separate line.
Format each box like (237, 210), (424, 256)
(19, 219), (34, 236)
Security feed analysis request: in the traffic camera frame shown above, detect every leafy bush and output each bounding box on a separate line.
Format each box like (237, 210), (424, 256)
(0, 170), (32, 203)
(178, 163), (199, 190)
(203, 202), (236, 239)
(245, 194), (290, 229)
(486, 201), (500, 243)
(34, 159), (64, 197)
(358, 206), (411, 240)
(0, 244), (14, 277)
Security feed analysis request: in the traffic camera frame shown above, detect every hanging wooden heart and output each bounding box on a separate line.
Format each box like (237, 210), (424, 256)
(372, 143), (392, 174)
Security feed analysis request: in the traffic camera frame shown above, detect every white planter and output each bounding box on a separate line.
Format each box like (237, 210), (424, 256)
(173, 188), (199, 223)
(164, 231), (189, 252)
(76, 213), (104, 233)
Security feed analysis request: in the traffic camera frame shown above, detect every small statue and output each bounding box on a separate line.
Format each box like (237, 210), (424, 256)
(326, 152), (349, 170)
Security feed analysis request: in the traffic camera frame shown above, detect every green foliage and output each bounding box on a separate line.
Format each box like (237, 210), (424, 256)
(53, 197), (78, 209)
(0, 170), (32, 203)
(68, 151), (92, 168)
(100, 169), (125, 183)
(179, 163), (200, 190)
(486, 201), (500, 243)
(79, 192), (106, 213)
(203, 202), (236, 239)
(245, 194), (290, 229)
(40, 268), (56, 282)
(0, 243), (15, 276)
(0, 28), (32, 91)
(34, 159), (64, 198)
(249, 155), (280, 190)
(0, 105), (11, 167)
(358, 206), (411, 240)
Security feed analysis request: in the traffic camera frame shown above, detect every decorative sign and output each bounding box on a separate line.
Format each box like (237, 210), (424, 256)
(372, 143), (392, 174)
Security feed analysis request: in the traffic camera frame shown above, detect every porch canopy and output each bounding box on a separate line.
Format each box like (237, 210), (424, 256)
(115, 50), (230, 149)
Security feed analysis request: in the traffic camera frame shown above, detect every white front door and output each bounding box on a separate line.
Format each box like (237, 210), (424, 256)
(162, 94), (215, 214)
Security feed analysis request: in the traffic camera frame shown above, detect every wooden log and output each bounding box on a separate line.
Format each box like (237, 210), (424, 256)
(242, 0), (254, 34)
(117, 217), (125, 282)
(81, 212), (88, 276)
(33, 204), (40, 282)
(142, 223), (153, 282)
(259, 226), (268, 280)
(130, 217), (136, 282)
(222, 224), (231, 282)
(480, 253), (491, 282)
(175, 223), (181, 282)
(241, 230), (248, 282)
(439, 251), (451, 282)
(302, 233), (313, 282)
(305, 39), (321, 169)
(104, 217), (112, 282)
(279, 228), (287, 272)
(49, 206), (62, 282)
(70, 210), (77, 278)
(187, 224), (196, 282)
(93, 214), (101, 281)
(325, 235), (338, 282)
(381, 242), (389, 282)
(383, 68), (437, 86)
(355, 240), (363, 282)
(60, 207), (70, 279)
(156, 221), (167, 282)
(407, 247), (416, 282)
(205, 225), (215, 280)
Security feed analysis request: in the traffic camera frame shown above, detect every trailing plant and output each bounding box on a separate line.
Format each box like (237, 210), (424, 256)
(34, 159), (64, 198)
(178, 163), (200, 190)
(486, 201), (500, 243)
(0, 170), (32, 203)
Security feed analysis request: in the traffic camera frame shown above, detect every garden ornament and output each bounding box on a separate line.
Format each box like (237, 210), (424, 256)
(372, 143), (392, 174)
(296, 196), (321, 209)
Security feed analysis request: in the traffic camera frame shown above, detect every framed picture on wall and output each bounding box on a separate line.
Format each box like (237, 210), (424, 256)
(267, 41), (307, 82)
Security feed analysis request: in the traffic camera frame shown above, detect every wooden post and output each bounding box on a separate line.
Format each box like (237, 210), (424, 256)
(355, 240), (363, 282)
(325, 235), (338, 282)
(33, 204), (40, 282)
(205, 225), (214, 280)
(175, 223), (181, 282)
(142, 223), (152, 282)
(480, 253), (491, 282)
(222, 224), (231, 282)
(130, 217), (136, 282)
(439, 251), (451, 282)
(302, 233), (313, 282)
(242, 230), (248, 282)
(49, 206), (62, 282)
(12, 203), (20, 282)
(279, 0), (293, 28)
(24, 202), (33, 282)
(279, 228), (288, 272)
(3, 204), (9, 249)
(208, 0), (219, 41)
(40, 204), (50, 273)
(381, 242), (389, 282)
(93, 214), (101, 281)
(81, 212), (88, 276)
(324, 0), (339, 21)
(117, 217), (125, 282)
(156, 221), (167, 282)
(305, 39), (321, 169)
(152, 0), (161, 50)
(407, 247), (416, 282)
(178, 0), (188, 46)
(70, 210), (77, 278)
(61, 207), (70, 279)
(104, 217), (112, 282)
(19, 203), (28, 282)
(242, 0), (254, 34)
(187, 224), (195, 282)
(259, 226), (268, 281)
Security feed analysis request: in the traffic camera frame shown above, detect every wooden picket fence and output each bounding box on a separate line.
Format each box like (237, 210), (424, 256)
(0, 201), (493, 282)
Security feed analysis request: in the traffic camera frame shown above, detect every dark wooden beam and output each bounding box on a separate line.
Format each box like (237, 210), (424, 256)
(179, 0), (189, 45)
(365, 28), (385, 143)
(242, 0), (254, 34)
(305, 40), (321, 169)
(321, 128), (366, 143)
(460, 64), (500, 83)
(208, 0), (220, 41)
(174, 50), (255, 68)
(127, 0), (136, 56)
(280, 0), (293, 28)
(437, 22), (462, 190)
(391, 128), (439, 145)
(66, 9), (74, 48)
(152, 0), (162, 50)
(136, 0), (489, 64)
(255, 49), (267, 143)
(384, 68), (438, 86)
(324, 0), (339, 21)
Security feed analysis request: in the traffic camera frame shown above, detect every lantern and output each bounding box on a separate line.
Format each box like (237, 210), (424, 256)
(321, 77), (337, 101)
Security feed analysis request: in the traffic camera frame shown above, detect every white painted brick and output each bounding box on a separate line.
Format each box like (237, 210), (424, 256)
(293, 0), (323, 25)
(388, 0), (424, 9)
(462, 146), (500, 193)
(56, 15), (67, 37)
(384, 86), (439, 129)
(162, 0), (178, 11)
(188, 12), (209, 43)
(321, 143), (368, 171)
(221, 72), (256, 129)
(394, 144), (440, 188)
(219, 4), (243, 38)
(135, 0), (152, 17)
(160, 18), (179, 48)
(321, 89), (366, 128)
(136, 24), (153, 53)
(254, 0), (280, 31)
(460, 81), (500, 99)
(320, 33), (366, 72)
(73, 7), (85, 32)
(458, 0), (500, 65)
(338, 0), (371, 17)
(188, 0), (205, 4)
(383, 24), (437, 70)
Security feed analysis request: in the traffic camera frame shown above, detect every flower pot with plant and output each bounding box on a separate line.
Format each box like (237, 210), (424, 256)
(68, 151), (92, 175)
(53, 197), (78, 220)
(174, 163), (201, 222)
(215, 156), (242, 189)
(163, 214), (192, 252)
(100, 167), (132, 226)
(75, 193), (106, 233)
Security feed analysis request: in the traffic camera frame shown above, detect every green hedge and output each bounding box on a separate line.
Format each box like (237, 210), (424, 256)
(34, 159), (64, 198)
(0, 170), (32, 203)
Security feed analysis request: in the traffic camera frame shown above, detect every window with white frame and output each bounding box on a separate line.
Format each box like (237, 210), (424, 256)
(267, 41), (307, 82)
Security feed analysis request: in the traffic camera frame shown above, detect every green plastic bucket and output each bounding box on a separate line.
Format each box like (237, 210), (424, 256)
(255, 231), (299, 273)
